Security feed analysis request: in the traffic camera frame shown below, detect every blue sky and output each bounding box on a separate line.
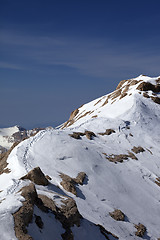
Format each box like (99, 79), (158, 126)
(0, 0), (160, 129)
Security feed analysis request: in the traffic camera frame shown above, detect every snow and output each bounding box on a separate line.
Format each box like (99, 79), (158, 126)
(0, 126), (19, 150)
(0, 75), (160, 239)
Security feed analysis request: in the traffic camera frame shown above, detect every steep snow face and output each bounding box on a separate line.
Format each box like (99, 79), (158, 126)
(0, 75), (160, 240)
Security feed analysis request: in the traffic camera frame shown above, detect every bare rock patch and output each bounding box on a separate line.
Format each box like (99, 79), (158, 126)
(99, 129), (115, 136)
(85, 130), (96, 140)
(109, 209), (125, 221)
(60, 172), (86, 195)
(131, 146), (145, 154)
(134, 223), (146, 238)
(21, 167), (49, 186)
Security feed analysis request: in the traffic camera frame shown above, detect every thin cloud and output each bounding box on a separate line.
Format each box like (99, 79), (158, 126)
(0, 62), (24, 70)
(0, 30), (160, 78)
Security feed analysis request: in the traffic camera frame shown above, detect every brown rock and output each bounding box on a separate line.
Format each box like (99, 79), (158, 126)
(155, 177), (160, 187)
(135, 223), (146, 237)
(60, 172), (87, 195)
(74, 172), (86, 185)
(21, 167), (49, 186)
(131, 146), (145, 154)
(116, 79), (128, 90)
(60, 173), (77, 195)
(151, 96), (160, 104)
(85, 130), (96, 140)
(13, 183), (38, 240)
(109, 209), (125, 221)
(99, 129), (115, 136)
(143, 92), (150, 98)
(69, 132), (84, 139)
(60, 198), (82, 227)
(137, 82), (160, 92)
(106, 154), (129, 163)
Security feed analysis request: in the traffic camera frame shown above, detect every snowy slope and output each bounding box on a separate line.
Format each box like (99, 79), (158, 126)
(0, 75), (160, 240)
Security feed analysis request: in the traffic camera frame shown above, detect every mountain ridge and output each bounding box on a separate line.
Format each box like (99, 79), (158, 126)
(0, 75), (160, 240)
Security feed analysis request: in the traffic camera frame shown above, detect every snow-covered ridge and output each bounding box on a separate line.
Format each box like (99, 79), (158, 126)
(61, 75), (160, 129)
(0, 75), (160, 240)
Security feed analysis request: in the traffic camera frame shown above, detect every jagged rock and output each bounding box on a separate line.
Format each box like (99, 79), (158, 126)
(38, 194), (82, 239)
(85, 130), (96, 140)
(60, 172), (86, 195)
(0, 142), (19, 174)
(131, 146), (145, 154)
(38, 194), (57, 212)
(136, 82), (160, 92)
(60, 173), (77, 195)
(99, 129), (115, 136)
(21, 167), (49, 186)
(73, 172), (86, 185)
(60, 198), (82, 227)
(13, 183), (38, 240)
(135, 223), (146, 237)
(109, 209), (125, 221)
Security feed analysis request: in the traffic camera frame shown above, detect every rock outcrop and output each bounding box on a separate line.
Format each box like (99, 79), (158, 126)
(109, 209), (125, 221)
(60, 172), (86, 195)
(21, 167), (49, 186)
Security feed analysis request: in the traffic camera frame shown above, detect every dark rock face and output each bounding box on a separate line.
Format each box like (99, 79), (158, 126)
(60, 173), (77, 195)
(59, 198), (82, 228)
(21, 167), (49, 186)
(135, 223), (146, 237)
(38, 193), (82, 240)
(60, 172), (86, 195)
(13, 183), (38, 240)
(109, 209), (125, 221)
(136, 82), (160, 93)
(34, 215), (43, 229)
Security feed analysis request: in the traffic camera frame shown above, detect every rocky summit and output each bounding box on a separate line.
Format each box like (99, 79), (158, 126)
(0, 75), (160, 240)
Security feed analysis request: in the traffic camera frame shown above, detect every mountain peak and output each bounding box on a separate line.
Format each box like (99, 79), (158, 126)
(61, 75), (160, 129)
